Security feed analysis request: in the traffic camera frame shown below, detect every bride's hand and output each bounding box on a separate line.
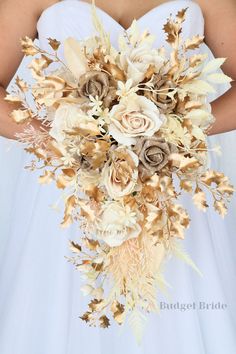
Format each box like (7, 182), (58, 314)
(0, 0), (58, 140)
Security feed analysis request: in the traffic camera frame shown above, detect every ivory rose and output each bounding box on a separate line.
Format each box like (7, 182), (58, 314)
(109, 94), (166, 146)
(101, 147), (139, 199)
(95, 201), (142, 247)
(119, 45), (164, 85)
(50, 104), (100, 142)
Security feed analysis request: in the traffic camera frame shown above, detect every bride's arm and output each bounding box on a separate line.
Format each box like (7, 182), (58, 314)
(197, 0), (236, 135)
(0, 0), (57, 140)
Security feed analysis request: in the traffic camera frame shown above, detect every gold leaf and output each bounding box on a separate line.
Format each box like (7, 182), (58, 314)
(176, 8), (188, 21)
(61, 195), (77, 228)
(80, 139), (110, 169)
(214, 200), (227, 218)
(170, 153), (201, 172)
(28, 56), (53, 73)
(20, 36), (39, 56)
(111, 300), (125, 324)
(10, 109), (33, 124)
(163, 21), (176, 44)
(89, 299), (103, 312)
(25, 147), (46, 159)
(4, 94), (22, 103)
(46, 140), (64, 158)
(78, 201), (96, 222)
(103, 62), (126, 81)
(47, 37), (61, 51)
(180, 179), (193, 193)
(144, 64), (156, 80)
(56, 170), (76, 189)
(200, 170), (223, 186)
(69, 240), (82, 253)
(163, 8), (187, 46)
(201, 170), (235, 196)
(217, 182), (235, 196)
(38, 170), (54, 184)
(91, 263), (103, 272)
(185, 35), (204, 50)
(99, 315), (110, 328)
(15, 76), (28, 92)
(170, 222), (186, 239)
(84, 238), (100, 251)
(168, 203), (190, 239)
(68, 122), (101, 137)
(42, 75), (66, 90)
(79, 312), (92, 323)
(189, 54), (208, 68)
(192, 187), (208, 211)
(62, 168), (76, 178)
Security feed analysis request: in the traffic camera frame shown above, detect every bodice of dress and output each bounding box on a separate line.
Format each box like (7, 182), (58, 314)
(36, 0), (231, 102)
(37, 0), (203, 49)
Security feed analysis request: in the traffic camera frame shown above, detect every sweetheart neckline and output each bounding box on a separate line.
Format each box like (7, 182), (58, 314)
(78, 0), (192, 31)
(37, 0), (198, 32)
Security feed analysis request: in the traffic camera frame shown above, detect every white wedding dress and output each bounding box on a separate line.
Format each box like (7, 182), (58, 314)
(0, 1), (236, 353)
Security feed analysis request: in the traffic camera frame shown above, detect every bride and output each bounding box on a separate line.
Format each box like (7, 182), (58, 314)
(0, 0), (236, 353)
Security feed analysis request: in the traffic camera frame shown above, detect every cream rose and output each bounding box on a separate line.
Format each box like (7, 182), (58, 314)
(101, 147), (139, 199)
(50, 104), (100, 142)
(119, 45), (164, 85)
(95, 201), (142, 247)
(109, 94), (166, 146)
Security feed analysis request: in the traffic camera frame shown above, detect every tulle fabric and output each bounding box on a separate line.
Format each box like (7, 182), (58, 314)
(0, 1), (236, 353)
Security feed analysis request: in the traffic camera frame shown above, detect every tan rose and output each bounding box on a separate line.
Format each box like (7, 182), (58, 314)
(101, 147), (139, 199)
(78, 70), (116, 108)
(144, 74), (177, 113)
(134, 136), (178, 180)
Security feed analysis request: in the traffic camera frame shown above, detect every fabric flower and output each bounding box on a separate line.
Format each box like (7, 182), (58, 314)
(78, 70), (117, 108)
(144, 74), (177, 113)
(134, 136), (178, 180)
(101, 147), (139, 199)
(95, 201), (142, 247)
(50, 104), (100, 142)
(119, 45), (164, 85)
(109, 94), (166, 146)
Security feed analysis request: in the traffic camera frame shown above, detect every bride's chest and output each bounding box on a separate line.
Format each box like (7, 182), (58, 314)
(36, 0), (204, 53)
(77, 0), (168, 30)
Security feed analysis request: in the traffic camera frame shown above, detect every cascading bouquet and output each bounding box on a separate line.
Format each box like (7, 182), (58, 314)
(6, 4), (234, 342)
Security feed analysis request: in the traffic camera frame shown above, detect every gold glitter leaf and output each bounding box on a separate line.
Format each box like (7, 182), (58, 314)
(185, 35), (204, 50)
(69, 241), (82, 253)
(213, 200), (227, 218)
(192, 187), (208, 211)
(47, 37), (61, 51)
(99, 315), (110, 328)
(38, 170), (54, 185)
(10, 109), (33, 124)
